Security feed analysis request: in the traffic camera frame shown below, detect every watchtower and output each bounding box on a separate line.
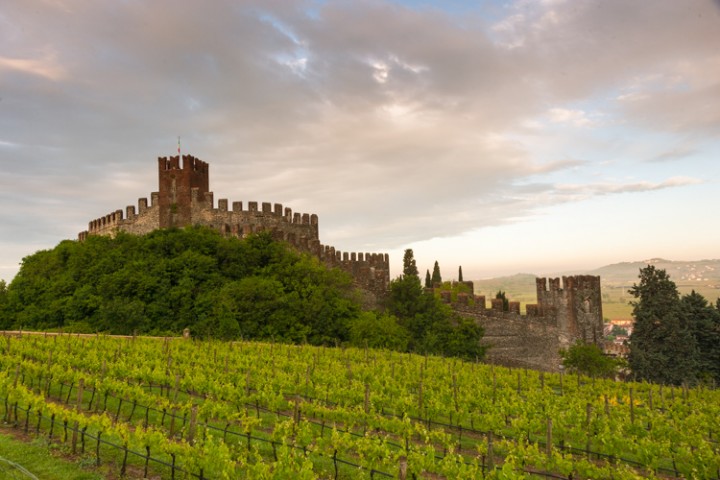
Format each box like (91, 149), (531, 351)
(157, 155), (209, 228)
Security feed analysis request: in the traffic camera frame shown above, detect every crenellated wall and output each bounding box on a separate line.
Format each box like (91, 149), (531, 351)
(77, 153), (603, 370)
(437, 276), (604, 371)
(78, 155), (390, 301)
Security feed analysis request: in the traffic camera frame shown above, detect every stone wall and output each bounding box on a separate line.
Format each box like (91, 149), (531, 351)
(442, 277), (604, 372)
(78, 155), (390, 300)
(80, 194), (160, 239)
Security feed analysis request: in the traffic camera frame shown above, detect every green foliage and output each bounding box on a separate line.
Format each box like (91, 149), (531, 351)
(387, 249), (484, 361)
(0, 280), (7, 327)
(5, 335), (720, 478)
(2, 233), (484, 360)
(402, 249), (418, 277)
(424, 269), (432, 289)
(628, 266), (695, 385)
(431, 260), (442, 285)
(495, 290), (509, 312)
(609, 324), (628, 337)
(560, 342), (623, 378)
(348, 311), (410, 351)
(627, 265), (720, 385)
(1, 228), (359, 345)
(0, 432), (103, 480)
(434, 280), (473, 304)
(680, 290), (720, 383)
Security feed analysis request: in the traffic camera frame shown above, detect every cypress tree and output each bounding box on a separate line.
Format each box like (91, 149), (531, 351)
(402, 249), (419, 278)
(425, 269), (432, 289)
(431, 260), (442, 286)
(458, 266), (463, 282)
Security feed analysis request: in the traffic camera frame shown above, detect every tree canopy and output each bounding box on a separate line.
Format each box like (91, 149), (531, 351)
(1, 228), (360, 344)
(1, 233), (486, 361)
(431, 260), (442, 285)
(560, 342), (623, 378)
(628, 265), (720, 385)
(386, 250), (485, 361)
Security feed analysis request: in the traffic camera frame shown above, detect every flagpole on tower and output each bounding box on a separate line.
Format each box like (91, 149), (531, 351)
(177, 136), (181, 157)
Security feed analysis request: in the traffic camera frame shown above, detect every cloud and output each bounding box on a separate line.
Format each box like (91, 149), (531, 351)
(547, 108), (595, 127)
(0, 0), (718, 281)
(554, 176), (702, 200)
(0, 54), (66, 80)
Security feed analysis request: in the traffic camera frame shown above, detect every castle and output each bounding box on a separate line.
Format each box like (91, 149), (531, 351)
(79, 154), (604, 371)
(78, 155), (391, 301)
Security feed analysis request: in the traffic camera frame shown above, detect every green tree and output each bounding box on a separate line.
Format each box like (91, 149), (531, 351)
(0, 280), (8, 328)
(458, 266), (463, 282)
(348, 311), (410, 351)
(495, 290), (509, 312)
(387, 249), (485, 360)
(628, 266), (698, 385)
(431, 261), (442, 285)
(609, 324), (628, 336)
(3, 228), (360, 345)
(425, 269), (432, 289)
(680, 290), (720, 384)
(402, 249), (418, 277)
(560, 342), (623, 378)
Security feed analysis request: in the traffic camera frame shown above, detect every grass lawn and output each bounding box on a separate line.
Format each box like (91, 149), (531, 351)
(0, 430), (103, 480)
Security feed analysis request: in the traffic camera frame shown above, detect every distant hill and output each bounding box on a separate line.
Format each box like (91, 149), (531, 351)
(472, 274), (538, 305)
(587, 258), (720, 287)
(473, 259), (720, 320)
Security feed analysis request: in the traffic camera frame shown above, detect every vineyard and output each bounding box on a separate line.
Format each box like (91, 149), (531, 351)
(0, 333), (719, 479)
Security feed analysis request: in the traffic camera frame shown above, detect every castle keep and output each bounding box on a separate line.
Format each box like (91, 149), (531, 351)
(78, 155), (390, 299)
(80, 154), (604, 371)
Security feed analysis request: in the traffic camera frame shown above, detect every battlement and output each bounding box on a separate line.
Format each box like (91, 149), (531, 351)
(441, 291), (546, 322)
(210, 199), (319, 227)
(536, 275), (601, 293)
(78, 154), (388, 301)
(81, 194), (160, 238)
(158, 154), (209, 174)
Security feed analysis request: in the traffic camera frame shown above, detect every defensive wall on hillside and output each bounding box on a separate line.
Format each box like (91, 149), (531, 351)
(79, 154), (604, 371)
(78, 155), (390, 300)
(436, 276), (604, 371)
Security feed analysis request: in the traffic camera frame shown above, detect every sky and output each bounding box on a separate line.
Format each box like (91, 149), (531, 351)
(1, 0), (719, 283)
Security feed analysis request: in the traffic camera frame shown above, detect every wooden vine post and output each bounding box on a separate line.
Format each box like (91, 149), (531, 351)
(71, 378), (84, 454)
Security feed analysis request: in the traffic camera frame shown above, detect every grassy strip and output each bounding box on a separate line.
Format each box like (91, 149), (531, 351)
(0, 431), (102, 480)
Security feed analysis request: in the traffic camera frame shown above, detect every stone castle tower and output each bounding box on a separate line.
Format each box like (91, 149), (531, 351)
(158, 155), (209, 229)
(79, 155), (389, 300)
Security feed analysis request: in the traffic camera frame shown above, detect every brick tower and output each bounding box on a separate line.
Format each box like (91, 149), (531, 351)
(157, 155), (209, 228)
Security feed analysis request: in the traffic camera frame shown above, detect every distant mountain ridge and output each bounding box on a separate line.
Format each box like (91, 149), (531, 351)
(586, 258), (720, 286)
(474, 259), (720, 287)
